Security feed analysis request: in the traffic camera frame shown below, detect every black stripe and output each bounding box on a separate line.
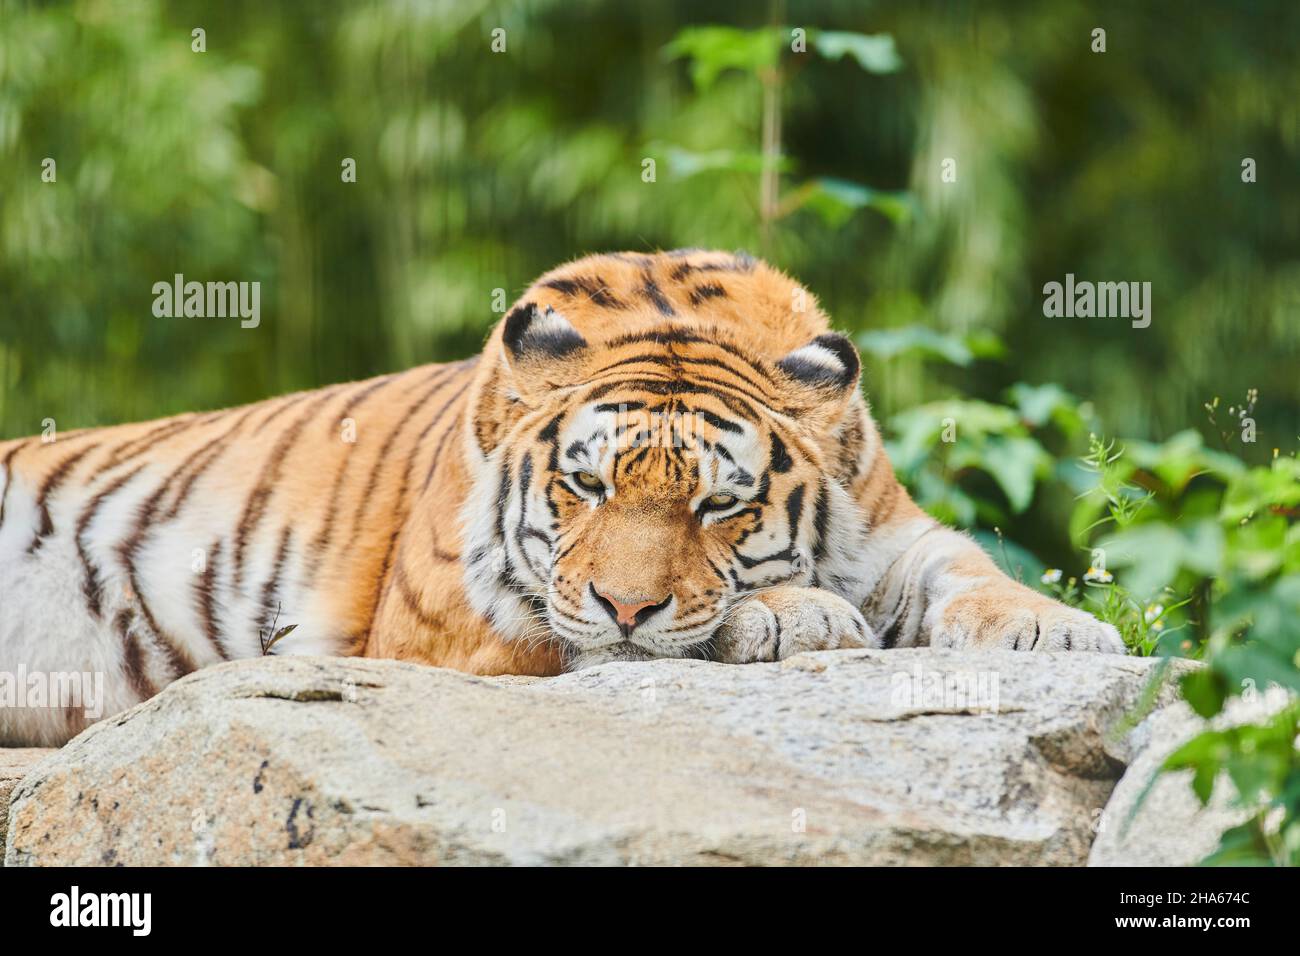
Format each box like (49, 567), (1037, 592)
(812, 482), (831, 562)
(696, 408), (743, 435)
(404, 363), (472, 478)
(164, 404), (263, 520)
(785, 484), (806, 543)
(395, 563), (446, 630)
(75, 463), (147, 618)
(348, 367), (461, 554)
(638, 271), (676, 316)
(584, 377), (764, 425)
(417, 379), (473, 492)
(426, 406), (467, 562)
(114, 609), (156, 701)
(584, 351), (779, 404)
(249, 393), (315, 437)
(27, 441), (101, 553)
(668, 258), (752, 282)
(359, 368), (470, 644)
(537, 412), (564, 445)
(257, 526), (294, 636)
(602, 328), (773, 380)
(193, 539), (227, 659)
(232, 391), (326, 588)
(495, 461), (512, 545)
(308, 374), (407, 569)
(98, 417), (196, 473)
(769, 433), (793, 473)
(117, 480), (201, 680)
(544, 275), (626, 309)
(688, 283), (727, 306)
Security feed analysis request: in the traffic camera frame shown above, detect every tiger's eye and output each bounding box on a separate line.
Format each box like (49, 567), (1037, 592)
(705, 492), (737, 508)
(573, 471), (604, 491)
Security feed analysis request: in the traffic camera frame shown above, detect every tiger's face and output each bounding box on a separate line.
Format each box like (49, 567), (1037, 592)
(539, 395), (817, 659)
(462, 297), (870, 665)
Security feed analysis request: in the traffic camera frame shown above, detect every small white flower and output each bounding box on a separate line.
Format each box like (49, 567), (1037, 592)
(1144, 603), (1164, 624)
(1084, 566), (1113, 584)
(1041, 569), (1062, 585)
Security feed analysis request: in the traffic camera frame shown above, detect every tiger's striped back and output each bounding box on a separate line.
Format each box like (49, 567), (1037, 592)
(0, 359), (527, 744)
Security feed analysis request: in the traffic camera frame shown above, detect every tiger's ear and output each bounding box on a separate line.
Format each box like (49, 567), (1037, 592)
(503, 302), (586, 361)
(776, 333), (869, 480)
(498, 302), (588, 402)
(776, 333), (861, 396)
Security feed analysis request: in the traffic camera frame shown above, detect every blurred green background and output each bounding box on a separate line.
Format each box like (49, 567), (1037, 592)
(1, 0), (1298, 638)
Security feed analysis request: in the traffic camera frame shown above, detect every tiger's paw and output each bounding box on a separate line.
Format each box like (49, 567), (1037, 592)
(931, 587), (1125, 653)
(713, 586), (877, 664)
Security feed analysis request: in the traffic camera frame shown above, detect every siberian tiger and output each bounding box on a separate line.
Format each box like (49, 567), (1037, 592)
(0, 249), (1122, 746)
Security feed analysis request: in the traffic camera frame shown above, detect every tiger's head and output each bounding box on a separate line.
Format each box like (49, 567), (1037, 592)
(461, 251), (875, 665)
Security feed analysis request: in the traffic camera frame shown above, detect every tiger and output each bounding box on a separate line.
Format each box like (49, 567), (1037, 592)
(0, 248), (1123, 746)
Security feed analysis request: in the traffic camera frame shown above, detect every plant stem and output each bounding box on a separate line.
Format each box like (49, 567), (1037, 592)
(758, 0), (785, 253)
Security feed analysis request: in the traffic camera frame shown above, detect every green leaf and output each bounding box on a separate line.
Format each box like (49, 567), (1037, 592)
(660, 146), (784, 179)
(857, 326), (974, 366)
(1005, 382), (1081, 432)
(979, 435), (1049, 513)
(1124, 429), (1244, 492)
(1093, 523), (1191, 600)
(1209, 643), (1300, 697)
(810, 31), (903, 74)
(964, 330), (1008, 360)
(1221, 458), (1300, 524)
(1202, 821), (1275, 866)
(1212, 574), (1300, 647)
(663, 26), (781, 89)
(799, 177), (913, 226)
(1192, 762), (1219, 805)
(914, 468), (977, 527)
(1180, 667), (1228, 718)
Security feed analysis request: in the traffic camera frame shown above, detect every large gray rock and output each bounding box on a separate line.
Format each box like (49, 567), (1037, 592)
(5, 649), (1202, 866)
(0, 748), (54, 863)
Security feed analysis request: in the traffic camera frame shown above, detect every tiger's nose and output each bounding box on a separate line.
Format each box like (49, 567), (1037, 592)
(589, 583), (671, 637)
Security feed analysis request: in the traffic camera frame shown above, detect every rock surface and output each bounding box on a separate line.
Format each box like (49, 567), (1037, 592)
(1088, 687), (1293, 866)
(4, 649), (1206, 866)
(0, 748), (54, 863)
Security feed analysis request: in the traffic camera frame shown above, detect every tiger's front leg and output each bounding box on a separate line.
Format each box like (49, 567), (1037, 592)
(712, 586), (877, 664)
(867, 521), (1125, 653)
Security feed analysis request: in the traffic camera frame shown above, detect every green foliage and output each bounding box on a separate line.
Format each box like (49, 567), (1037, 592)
(4, 0), (1298, 443)
(663, 25), (901, 90)
(663, 26), (783, 90)
(857, 325), (1001, 367)
(1161, 701), (1300, 866)
(660, 21), (911, 237)
(879, 346), (1298, 867)
(888, 398), (1051, 525)
(809, 31), (902, 74)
